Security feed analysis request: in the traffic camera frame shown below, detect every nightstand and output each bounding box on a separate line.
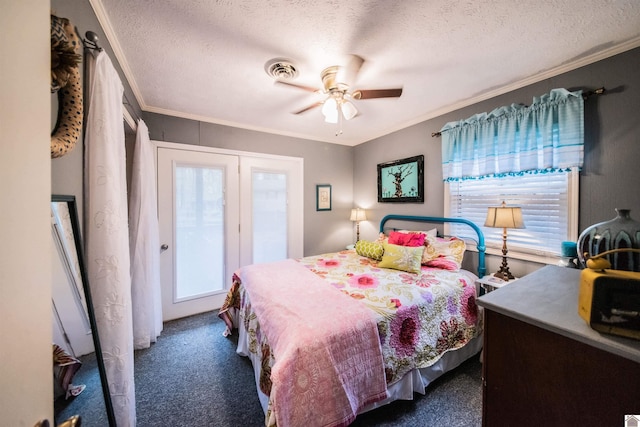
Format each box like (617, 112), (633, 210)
(476, 274), (517, 295)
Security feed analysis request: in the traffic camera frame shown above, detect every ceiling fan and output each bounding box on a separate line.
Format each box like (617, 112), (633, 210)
(275, 55), (403, 130)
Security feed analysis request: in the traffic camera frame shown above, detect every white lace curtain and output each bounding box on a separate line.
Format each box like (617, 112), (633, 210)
(84, 50), (136, 426)
(129, 119), (163, 349)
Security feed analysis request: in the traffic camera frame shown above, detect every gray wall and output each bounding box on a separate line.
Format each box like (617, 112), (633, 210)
(354, 47), (640, 277)
(144, 114), (355, 256)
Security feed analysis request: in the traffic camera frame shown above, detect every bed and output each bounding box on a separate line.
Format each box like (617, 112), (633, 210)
(219, 214), (486, 427)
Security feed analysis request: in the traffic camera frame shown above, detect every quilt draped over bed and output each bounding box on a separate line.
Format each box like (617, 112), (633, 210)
(238, 259), (388, 427)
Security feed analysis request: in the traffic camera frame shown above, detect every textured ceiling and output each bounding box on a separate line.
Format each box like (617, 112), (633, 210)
(94, 0), (640, 146)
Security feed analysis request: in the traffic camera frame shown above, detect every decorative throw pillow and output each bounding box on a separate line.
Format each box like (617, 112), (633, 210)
(378, 243), (424, 274)
(355, 240), (384, 261)
(424, 228), (438, 237)
(388, 230), (426, 247)
(378, 228), (437, 246)
(422, 235), (466, 271)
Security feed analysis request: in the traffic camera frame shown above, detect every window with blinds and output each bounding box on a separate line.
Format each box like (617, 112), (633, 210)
(445, 168), (579, 258)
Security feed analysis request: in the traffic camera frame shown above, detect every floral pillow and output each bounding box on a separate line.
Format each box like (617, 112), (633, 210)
(355, 240), (384, 261)
(422, 235), (466, 271)
(388, 230), (426, 247)
(378, 243), (424, 274)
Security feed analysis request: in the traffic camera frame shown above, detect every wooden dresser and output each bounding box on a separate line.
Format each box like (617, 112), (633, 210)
(477, 265), (640, 426)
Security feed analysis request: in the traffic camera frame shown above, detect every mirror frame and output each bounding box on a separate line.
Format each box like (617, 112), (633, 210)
(52, 195), (116, 426)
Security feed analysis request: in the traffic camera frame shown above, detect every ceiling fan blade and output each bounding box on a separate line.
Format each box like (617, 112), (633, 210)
(352, 88), (403, 100)
(336, 54), (364, 86)
(275, 80), (320, 93)
(292, 102), (322, 115)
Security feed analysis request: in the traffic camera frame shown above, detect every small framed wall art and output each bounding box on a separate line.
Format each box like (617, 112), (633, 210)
(377, 155), (424, 203)
(316, 184), (332, 211)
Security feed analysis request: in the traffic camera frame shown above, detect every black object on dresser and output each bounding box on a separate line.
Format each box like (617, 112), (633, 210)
(477, 265), (640, 426)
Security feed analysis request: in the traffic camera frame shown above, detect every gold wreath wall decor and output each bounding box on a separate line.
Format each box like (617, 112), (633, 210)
(51, 15), (83, 159)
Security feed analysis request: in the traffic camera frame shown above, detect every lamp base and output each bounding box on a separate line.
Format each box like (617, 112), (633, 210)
(493, 255), (515, 281)
(493, 269), (515, 281)
(494, 232), (516, 281)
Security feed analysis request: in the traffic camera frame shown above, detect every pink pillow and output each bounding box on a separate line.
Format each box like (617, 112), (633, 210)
(388, 231), (425, 247)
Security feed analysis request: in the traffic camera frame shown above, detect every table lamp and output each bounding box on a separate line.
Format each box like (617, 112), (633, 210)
(484, 201), (525, 280)
(350, 208), (367, 242)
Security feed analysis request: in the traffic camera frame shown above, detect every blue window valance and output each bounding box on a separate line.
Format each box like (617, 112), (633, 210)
(441, 88), (584, 182)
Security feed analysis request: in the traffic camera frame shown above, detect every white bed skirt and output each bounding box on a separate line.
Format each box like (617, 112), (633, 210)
(236, 319), (483, 416)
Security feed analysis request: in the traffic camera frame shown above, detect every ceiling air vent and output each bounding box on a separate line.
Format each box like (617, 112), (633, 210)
(265, 58), (298, 80)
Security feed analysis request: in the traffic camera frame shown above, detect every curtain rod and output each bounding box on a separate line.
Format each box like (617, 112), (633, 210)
(430, 87), (606, 138)
(80, 30), (142, 129)
(123, 94), (141, 131)
(82, 30), (102, 51)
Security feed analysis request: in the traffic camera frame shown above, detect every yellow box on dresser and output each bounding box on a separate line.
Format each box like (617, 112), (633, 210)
(578, 267), (640, 340)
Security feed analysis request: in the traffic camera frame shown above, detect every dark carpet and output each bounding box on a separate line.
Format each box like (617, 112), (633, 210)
(55, 311), (482, 426)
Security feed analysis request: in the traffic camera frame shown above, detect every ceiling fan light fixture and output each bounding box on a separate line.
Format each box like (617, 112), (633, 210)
(342, 100), (357, 120)
(277, 55), (403, 134)
(322, 97), (338, 123)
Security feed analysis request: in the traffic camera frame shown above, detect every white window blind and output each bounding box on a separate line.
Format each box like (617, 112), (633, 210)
(446, 168), (579, 258)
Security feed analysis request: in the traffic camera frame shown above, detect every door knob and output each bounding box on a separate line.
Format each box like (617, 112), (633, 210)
(161, 244), (169, 252)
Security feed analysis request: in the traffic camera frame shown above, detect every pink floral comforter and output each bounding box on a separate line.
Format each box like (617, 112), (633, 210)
(219, 249), (482, 425)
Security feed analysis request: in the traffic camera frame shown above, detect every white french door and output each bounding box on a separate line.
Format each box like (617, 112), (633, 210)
(157, 148), (240, 321)
(239, 156), (304, 266)
(157, 144), (303, 321)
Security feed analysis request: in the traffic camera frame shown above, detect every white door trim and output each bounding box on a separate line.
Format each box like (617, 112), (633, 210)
(153, 140), (304, 163)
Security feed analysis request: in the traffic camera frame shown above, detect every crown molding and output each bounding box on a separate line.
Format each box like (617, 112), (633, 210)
(399, 35), (640, 134)
(89, 0), (148, 111)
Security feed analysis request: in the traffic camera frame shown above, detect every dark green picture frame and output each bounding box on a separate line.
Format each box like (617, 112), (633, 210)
(316, 184), (332, 211)
(377, 155), (424, 203)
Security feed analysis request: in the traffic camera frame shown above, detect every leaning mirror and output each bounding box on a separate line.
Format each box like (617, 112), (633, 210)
(51, 195), (116, 426)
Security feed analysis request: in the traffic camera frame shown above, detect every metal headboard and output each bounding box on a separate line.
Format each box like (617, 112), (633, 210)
(379, 214), (486, 278)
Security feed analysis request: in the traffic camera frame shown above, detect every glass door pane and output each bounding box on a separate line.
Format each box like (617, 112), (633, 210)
(175, 165), (224, 300)
(252, 171), (287, 264)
